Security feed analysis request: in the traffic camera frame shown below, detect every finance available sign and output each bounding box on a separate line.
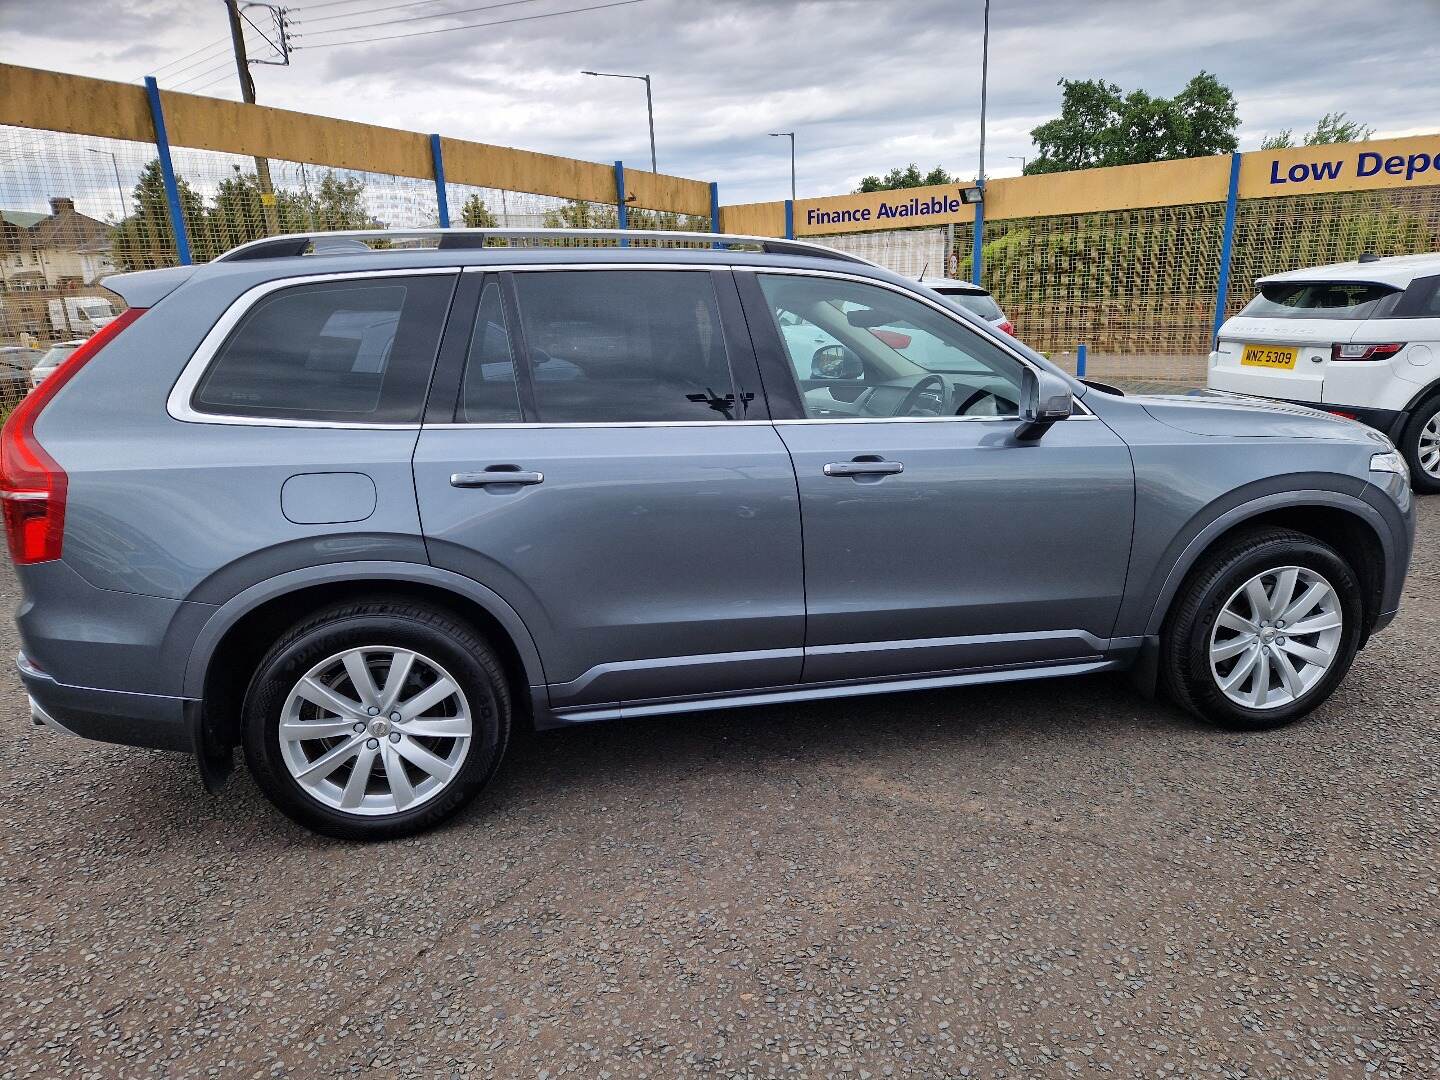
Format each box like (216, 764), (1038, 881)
(796, 183), (977, 236)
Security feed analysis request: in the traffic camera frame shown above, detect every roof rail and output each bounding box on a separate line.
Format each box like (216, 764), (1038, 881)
(212, 227), (877, 267)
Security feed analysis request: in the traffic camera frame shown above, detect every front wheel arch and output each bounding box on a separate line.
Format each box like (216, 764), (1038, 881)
(1142, 493), (1391, 642)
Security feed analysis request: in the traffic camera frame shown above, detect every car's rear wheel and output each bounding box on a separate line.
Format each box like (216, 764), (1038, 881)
(1161, 529), (1362, 730)
(243, 600), (510, 839)
(1399, 395), (1440, 494)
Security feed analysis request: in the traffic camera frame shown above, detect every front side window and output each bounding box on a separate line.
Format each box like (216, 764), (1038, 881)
(757, 274), (1025, 420)
(1240, 281), (1401, 321)
(193, 275), (453, 422)
(510, 270), (738, 423)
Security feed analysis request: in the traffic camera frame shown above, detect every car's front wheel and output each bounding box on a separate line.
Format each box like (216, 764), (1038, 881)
(243, 600), (511, 839)
(1161, 529), (1362, 730)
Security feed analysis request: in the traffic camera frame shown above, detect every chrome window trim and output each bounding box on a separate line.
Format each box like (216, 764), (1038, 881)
(424, 419), (776, 430)
(738, 264), (1094, 420)
(166, 267), (459, 429)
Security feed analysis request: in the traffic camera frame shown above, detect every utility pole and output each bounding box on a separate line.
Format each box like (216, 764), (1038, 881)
(224, 0), (280, 233)
(977, 0), (990, 192)
(769, 132), (796, 203)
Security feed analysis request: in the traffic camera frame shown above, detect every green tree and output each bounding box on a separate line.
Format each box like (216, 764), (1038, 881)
(855, 164), (954, 193)
(459, 194), (498, 228)
(1024, 71), (1238, 175)
(110, 159), (208, 271)
(1260, 111), (1374, 150)
(541, 199), (619, 229)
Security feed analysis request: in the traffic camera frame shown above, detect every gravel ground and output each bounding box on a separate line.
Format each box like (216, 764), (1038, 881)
(2, 498), (1437, 1079)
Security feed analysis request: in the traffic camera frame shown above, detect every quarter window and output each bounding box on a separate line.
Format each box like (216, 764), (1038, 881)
(193, 275), (453, 422)
(510, 270), (739, 423)
(459, 281), (524, 423)
(757, 274), (1025, 420)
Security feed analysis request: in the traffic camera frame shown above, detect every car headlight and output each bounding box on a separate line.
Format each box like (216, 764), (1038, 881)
(1370, 449), (1410, 484)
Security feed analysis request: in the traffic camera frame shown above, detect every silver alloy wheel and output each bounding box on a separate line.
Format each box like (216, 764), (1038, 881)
(278, 646), (472, 816)
(1209, 565), (1344, 710)
(1418, 408), (1440, 479)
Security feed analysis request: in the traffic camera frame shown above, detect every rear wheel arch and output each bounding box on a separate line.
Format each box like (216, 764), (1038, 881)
(190, 565), (546, 755)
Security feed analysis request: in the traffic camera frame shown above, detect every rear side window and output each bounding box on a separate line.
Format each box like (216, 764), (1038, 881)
(1239, 281), (1401, 321)
(938, 289), (1003, 321)
(193, 275), (454, 422)
(509, 270), (738, 423)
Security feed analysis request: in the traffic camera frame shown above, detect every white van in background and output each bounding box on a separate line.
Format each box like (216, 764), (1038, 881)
(1209, 253), (1440, 491)
(47, 296), (117, 338)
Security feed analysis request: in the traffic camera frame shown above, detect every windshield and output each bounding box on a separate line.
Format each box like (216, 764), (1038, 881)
(1239, 281), (1401, 320)
(935, 289), (1003, 321)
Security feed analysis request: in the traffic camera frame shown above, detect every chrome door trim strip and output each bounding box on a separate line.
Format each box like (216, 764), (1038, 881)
(166, 267), (459, 429)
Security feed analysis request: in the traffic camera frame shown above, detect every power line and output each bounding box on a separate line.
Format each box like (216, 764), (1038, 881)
(295, 0), (469, 25)
(142, 35), (233, 77)
(296, 0), (550, 34)
(293, 0), (647, 47)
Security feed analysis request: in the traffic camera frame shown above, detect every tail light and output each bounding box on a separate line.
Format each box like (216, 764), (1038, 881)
(1, 308), (145, 564)
(869, 328), (912, 350)
(997, 320), (1015, 336)
(1332, 342), (1403, 361)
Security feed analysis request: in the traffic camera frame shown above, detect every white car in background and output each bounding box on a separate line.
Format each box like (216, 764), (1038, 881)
(918, 277), (1015, 335)
(28, 339), (88, 389)
(1208, 253), (1440, 491)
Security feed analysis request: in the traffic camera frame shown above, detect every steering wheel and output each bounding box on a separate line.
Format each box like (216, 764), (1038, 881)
(892, 374), (948, 417)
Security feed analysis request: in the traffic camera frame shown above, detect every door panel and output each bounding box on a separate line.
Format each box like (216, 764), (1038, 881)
(413, 268), (803, 711)
(777, 417), (1134, 681)
(735, 267), (1135, 682)
(415, 425), (804, 707)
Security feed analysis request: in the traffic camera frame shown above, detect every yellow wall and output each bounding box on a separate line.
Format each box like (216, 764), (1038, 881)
(986, 154), (1232, 219)
(720, 200), (787, 237)
(0, 62), (711, 214)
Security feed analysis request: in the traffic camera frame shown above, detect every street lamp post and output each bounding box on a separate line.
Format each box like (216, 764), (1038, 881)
(1008, 154), (1027, 172)
(85, 147), (128, 221)
(582, 70), (657, 172)
(769, 132), (795, 203)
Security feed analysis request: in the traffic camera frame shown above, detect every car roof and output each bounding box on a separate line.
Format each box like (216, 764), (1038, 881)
(1257, 252), (1440, 289)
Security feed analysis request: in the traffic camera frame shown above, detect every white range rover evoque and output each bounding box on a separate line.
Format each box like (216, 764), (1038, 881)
(1209, 253), (1440, 492)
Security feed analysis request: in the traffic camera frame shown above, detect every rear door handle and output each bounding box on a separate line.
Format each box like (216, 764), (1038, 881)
(450, 468), (544, 488)
(823, 459), (904, 477)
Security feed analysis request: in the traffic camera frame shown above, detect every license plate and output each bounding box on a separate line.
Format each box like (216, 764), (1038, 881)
(1240, 344), (1298, 370)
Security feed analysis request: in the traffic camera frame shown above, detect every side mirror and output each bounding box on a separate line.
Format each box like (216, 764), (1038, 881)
(1014, 368), (1073, 440)
(811, 345), (864, 381)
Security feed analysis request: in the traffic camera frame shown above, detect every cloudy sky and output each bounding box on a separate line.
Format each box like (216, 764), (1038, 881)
(3, 0), (1439, 206)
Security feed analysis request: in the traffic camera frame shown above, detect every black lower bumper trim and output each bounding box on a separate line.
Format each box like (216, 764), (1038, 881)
(21, 668), (195, 754)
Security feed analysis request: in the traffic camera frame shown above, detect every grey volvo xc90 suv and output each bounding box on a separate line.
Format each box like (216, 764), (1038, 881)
(3, 229), (1415, 839)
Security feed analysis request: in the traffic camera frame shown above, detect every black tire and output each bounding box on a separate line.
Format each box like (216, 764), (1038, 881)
(1160, 528), (1362, 731)
(242, 600), (510, 840)
(1398, 394), (1440, 495)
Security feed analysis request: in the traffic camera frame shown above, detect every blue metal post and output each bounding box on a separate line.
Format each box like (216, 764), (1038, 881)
(1077, 343), (1087, 378)
(1212, 151), (1243, 344)
(784, 199), (795, 240)
(970, 195), (985, 286)
(143, 76), (191, 265)
(430, 135), (450, 228)
(709, 182), (721, 233)
(614, 160), (628, 246)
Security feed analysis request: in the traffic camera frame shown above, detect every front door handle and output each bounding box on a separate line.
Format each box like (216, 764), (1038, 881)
(450, 468), (544, 488)
(823, 458), (904, 477)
